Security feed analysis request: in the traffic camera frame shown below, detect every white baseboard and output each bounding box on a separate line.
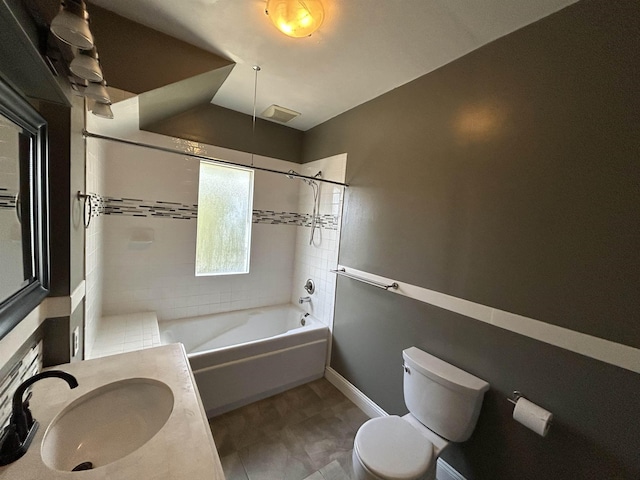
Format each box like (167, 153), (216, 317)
(324, 367), (467, 480)
(324, 367), (388, 418)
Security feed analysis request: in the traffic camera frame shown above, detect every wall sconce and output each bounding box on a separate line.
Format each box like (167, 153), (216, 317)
(50, 1), (114, 119)
(50, 0), (94, 50)
(91, 102), (114, 119)
(265, 0), (325, 38)
(69, 48), (103, 82)
(85, 79), (112, 119)
(84, 81), (110, 104)
(85, 81), (112, 118)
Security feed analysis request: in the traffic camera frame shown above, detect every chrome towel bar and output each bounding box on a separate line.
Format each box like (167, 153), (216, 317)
(330, 268), (399, 290)
(77, 191), (93, 228)
(77, 191), (101, 229)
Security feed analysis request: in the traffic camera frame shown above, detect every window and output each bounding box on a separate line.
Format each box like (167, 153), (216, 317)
(195, 161), (254, 276)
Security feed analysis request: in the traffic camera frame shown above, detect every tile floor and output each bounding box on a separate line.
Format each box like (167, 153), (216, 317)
(209, 378), (370, 480)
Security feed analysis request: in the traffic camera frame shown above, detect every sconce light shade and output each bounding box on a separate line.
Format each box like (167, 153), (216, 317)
(84, 81), (110, 104)
(92, 102), (114, 119)
(50, 1), (94, 50)
(69, 48), (103, 82)
(265, 0), (324, 38)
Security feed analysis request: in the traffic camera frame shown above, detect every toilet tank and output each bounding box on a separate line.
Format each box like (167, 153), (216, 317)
(403, 347), (489, 442)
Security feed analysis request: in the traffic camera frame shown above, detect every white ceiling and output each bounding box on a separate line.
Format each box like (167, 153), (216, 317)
(88, 0), (578, 131)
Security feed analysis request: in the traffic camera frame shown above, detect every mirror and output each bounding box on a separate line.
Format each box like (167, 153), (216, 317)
(0, 78), (49, 340)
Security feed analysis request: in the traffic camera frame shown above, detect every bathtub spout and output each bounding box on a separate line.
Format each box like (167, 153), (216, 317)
(298, 296), (311, 304)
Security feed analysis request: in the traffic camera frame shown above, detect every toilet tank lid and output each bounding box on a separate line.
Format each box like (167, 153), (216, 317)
(403, 347), (490, 395)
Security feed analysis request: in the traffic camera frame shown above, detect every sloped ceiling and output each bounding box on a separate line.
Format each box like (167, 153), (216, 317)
(17, 1), (236, 125)
(85, 4), (235, 128)
(87, 0), (579, 131)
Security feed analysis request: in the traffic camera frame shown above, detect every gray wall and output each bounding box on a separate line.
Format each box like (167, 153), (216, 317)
(39, 93), (85, 293)
(69, 95), (85, 292)
(85, 3), (233, 96)
(0, 0), (69, 105)
(144, 103), (305, 163)
(37, 94), (86, 364)
(303, 1), (639, 479)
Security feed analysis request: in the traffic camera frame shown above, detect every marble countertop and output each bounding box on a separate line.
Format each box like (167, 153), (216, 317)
(0, 344), (225, 479)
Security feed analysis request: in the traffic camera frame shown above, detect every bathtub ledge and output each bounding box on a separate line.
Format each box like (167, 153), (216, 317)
(88, 311), (161, 359)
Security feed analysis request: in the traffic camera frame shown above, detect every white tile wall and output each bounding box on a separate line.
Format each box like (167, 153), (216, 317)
(290, 155), (347, 332)
(85, 94), (302, 325)
(84, 135), (107, 358)
(100, 217), (296, 321)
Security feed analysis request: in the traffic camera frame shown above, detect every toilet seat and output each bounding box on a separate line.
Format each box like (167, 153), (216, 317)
(354, 416), (433, 480)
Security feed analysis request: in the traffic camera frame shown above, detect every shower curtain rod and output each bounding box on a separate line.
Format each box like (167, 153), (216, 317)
(82, 130), (349, 187)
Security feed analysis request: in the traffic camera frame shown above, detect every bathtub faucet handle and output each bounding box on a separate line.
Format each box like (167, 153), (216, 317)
(304, 279), (315, 295)
(298, 296), (311, 304)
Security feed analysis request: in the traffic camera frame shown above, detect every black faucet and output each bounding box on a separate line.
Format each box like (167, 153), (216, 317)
(0, 370), (78, 466)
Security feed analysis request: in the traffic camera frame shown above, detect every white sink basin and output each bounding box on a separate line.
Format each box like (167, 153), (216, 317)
(41, 378), (174, 472)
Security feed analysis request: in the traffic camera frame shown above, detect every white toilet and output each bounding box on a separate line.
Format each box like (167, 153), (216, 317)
(352, 347), (490, 480)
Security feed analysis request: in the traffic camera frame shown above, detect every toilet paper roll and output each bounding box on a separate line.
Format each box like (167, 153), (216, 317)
(513, 397), (553, 436)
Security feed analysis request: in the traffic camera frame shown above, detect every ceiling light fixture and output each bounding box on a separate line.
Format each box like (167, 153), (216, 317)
(265, 0), (325, 38)
(50, 0), (94, 50)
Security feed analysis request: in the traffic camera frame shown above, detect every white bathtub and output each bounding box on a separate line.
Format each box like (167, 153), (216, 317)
(159, 304), (329, 417)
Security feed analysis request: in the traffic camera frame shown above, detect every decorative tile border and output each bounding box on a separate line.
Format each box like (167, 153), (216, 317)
(0, 187), (17, 210)
(102, 196), (197, 220)
(302, 212), (340, 230)
(84, 194), (339, 230)
(253, 210), (304, 226)
(253, 210), (339, 230)
(0, 341), (42, 429)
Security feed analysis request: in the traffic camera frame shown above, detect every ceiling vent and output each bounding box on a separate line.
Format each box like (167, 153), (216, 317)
(261, 104), (301, 123)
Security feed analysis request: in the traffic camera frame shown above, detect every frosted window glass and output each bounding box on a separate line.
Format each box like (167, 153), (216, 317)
(195, 161), (254, 276)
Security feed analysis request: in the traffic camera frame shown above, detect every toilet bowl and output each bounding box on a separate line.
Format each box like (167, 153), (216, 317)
(352, 416), (437, 480)
(351, 347), (489, 480)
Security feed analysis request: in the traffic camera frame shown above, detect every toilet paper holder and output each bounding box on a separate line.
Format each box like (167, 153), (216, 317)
(508, 390), (554, 435)
(507, 390), (524, 405)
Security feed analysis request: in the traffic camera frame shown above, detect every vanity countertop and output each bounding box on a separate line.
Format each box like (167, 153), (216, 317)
(0, 344), (225, 479)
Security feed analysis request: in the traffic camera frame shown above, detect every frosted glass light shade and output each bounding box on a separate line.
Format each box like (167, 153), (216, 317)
(70, 50), (103, 82)
(265, 0), (325, 38)
(91, 102), (113, 119)
(50, 2), (94, 50)
(84, 82), (110, 103)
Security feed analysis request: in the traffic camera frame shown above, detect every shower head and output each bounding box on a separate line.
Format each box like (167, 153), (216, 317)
(286, 170), (313, 185)
(285, 170), (322, 185)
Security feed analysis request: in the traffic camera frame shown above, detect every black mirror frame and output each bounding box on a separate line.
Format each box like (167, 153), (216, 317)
(0, 78), (49, 341)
